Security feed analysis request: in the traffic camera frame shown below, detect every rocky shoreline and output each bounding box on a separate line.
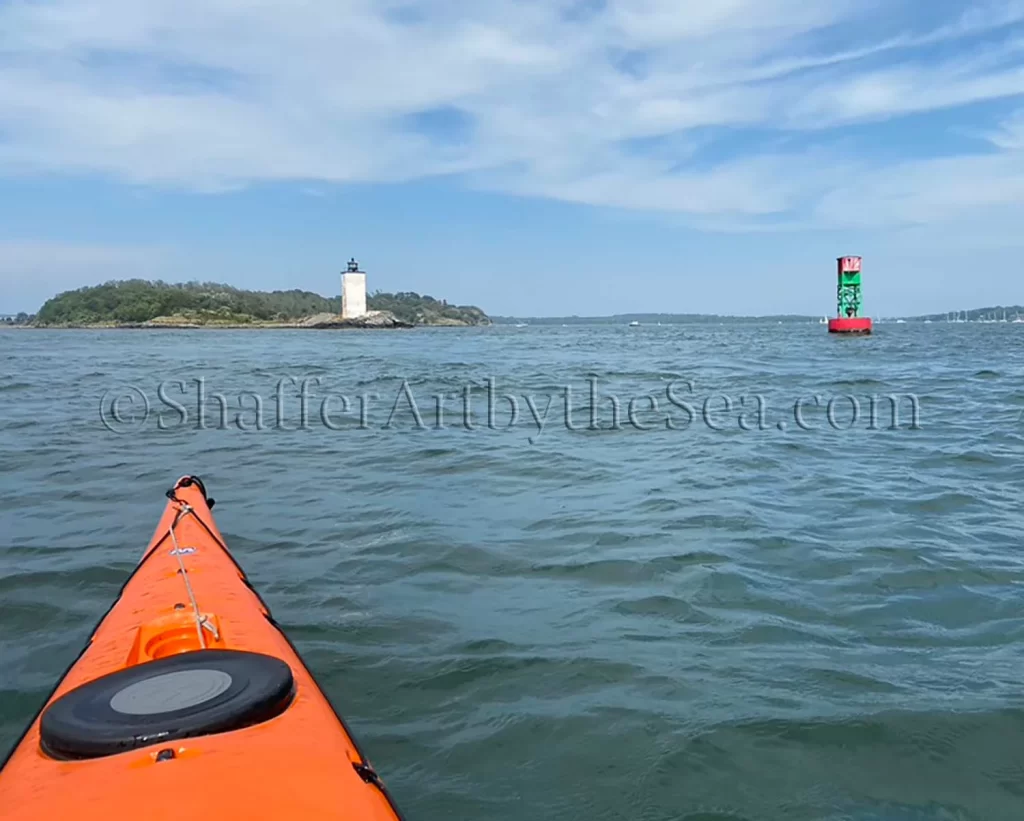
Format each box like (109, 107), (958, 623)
(26, 311), (444, 330)
(296, 311), (414, 329)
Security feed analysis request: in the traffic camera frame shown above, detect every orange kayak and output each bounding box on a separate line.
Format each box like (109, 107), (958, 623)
(0, 475), (405, 820)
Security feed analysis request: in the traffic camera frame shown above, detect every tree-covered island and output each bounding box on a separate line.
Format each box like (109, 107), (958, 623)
(29, 280), (491, 328)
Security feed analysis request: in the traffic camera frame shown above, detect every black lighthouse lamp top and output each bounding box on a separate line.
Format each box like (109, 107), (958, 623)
(346, 258), (359, 272)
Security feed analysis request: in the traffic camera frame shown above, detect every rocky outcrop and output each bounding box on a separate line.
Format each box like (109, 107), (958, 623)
(297, 311), (413, 329)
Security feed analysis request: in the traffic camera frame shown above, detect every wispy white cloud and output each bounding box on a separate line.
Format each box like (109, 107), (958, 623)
(1, 0), (1024, 228)
(983, 106), (1024, 148)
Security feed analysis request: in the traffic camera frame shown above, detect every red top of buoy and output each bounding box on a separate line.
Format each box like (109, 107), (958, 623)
(828, 316), (872, 333)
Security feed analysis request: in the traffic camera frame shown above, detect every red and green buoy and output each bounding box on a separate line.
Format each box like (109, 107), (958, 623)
(827, 255), (872, 335)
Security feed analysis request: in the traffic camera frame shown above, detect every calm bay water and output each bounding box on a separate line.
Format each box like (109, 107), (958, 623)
(2, 322), (1024, 819)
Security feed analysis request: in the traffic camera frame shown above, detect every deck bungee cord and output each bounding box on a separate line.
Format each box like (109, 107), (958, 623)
(165, 495), (224, 649)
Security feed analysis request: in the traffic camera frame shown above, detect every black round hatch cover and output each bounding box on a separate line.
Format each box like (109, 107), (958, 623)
(39, 649), (296, 760)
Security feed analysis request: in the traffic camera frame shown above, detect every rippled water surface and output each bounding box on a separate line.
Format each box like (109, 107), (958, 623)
(2, 323), (1024, 820)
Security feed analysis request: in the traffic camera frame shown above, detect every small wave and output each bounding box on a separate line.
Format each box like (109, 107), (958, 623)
(530, 552), (726, 585)
(906, 492), (981, 513)
(829, 378), (889, 388)
(613, 595), (710, 622)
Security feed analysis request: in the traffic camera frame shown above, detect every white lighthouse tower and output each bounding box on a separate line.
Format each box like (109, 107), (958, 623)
(340, 258), (367, 319)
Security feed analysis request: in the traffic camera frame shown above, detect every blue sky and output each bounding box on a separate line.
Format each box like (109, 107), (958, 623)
(2, 0), (1024, 316)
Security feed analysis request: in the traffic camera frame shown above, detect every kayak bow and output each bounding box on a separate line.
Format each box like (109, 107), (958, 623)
(0, 475), (404, 820)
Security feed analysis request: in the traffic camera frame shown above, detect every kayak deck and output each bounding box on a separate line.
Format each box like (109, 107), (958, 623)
(0, 476), (403, 821)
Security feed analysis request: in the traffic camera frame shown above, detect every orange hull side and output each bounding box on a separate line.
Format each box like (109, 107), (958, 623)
(0, 477), (404, 821)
